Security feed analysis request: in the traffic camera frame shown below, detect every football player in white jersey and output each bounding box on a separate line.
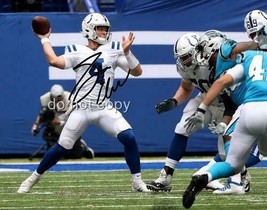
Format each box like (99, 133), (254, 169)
(147, 31), (226, 192)
(18, 13), (150, 193)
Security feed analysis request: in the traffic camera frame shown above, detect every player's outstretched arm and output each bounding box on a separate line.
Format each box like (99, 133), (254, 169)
(34, 29), (66, 69)
(122, 32), (142, 76)
(155, 81), (194, 114)
(202, 74), (234, 108)
(230, 41), (258, 60)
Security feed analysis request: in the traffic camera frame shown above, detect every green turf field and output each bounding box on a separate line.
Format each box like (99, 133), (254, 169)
(0, 168), (267, 209)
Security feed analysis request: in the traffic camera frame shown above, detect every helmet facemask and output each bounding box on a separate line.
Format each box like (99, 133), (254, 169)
(252, 26), (267, 50)
(174, 33), (199, 72)
(195, 30), (226, 66)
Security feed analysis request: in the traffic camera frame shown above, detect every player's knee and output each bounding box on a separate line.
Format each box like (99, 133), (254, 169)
(117, 129), (137, 147)
(54, 143), (68, 153)
(175, 123), (190, 136)
(58, 138), (76, 150)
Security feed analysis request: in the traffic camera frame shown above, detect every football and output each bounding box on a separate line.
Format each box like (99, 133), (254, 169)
(32, 16), (50, 35)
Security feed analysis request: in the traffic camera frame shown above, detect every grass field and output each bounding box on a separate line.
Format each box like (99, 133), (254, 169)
(1, 165), (267, 210)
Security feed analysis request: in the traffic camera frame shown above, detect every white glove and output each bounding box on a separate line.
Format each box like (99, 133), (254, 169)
(184, 108), (205, 135)
(208, 120), (227, 135)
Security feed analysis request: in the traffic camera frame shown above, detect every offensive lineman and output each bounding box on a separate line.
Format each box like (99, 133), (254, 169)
(147, 31), (226, 192)
(18, 13), (150, 193)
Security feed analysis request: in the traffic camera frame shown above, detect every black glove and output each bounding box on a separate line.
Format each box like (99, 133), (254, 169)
(155, 98), (177, 114)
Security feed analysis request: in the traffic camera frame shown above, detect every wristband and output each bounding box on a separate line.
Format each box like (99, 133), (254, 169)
(125, 51), (139, 69)
(220, 122), (227, 129)
(199, 103), (207, 111)
(41, 38), (50, 45)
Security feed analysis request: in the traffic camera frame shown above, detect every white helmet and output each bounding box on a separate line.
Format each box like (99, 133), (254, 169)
(81, 13), (112, 45)
(173, 33), (199, 71)
(195, 30), (226, 66)
(50, 84), (64, 98)
(244, 10), (267, 49)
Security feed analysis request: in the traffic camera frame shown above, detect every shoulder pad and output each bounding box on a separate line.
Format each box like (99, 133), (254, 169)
(219, 39), (237, 60)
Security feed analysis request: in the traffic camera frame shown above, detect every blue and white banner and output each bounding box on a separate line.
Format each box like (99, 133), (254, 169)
(49, 31), (250, 80)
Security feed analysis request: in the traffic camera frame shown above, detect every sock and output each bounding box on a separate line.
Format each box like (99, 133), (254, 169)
(36, 143), (67, 174)
(132, 173), (142, 182)
(230, 173), (242, 184)
(117, 129), (140, 174)
(207, 162), (234, 180)
(164, 133), (188, 175)
(31, 170), (42, 179)
(194, 159), (216, 176)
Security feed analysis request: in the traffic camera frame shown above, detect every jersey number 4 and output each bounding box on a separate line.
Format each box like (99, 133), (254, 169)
(89, 58), (105, 85)
(249, 55), (267, 81)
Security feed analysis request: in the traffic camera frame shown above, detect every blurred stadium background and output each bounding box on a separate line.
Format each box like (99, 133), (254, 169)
(0, 0), (267, 158)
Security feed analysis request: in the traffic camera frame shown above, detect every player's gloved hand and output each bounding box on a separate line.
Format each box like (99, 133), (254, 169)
(184, 107), (206, 135)
(208, 120), (227, 135)
(155, 98), (178, 114)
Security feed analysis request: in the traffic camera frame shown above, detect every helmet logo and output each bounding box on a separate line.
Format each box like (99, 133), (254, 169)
(87, 15), (93, 24)
(246, 14), (258, 30)
(187, 35), (198, 47)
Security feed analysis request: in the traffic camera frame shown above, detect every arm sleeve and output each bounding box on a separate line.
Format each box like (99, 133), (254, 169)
(226, 64), (245, 84)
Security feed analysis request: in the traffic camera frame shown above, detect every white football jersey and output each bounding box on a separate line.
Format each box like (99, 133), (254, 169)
(63, 41), (129, 106)
(177, 64), (223, 107)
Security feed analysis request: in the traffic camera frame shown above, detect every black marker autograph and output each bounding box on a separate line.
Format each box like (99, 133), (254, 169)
(68, 52), (130, 105)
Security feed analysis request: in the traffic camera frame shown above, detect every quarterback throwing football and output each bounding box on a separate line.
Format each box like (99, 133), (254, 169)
(18, 13), (150, 193)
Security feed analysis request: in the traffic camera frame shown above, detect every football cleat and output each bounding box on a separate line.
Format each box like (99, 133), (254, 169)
(17, 173), (41, 194)
(146, 169), (172, 192)
(132, 180), (151, 192)
(213, 178), (245, 195)
(205, 179), (224, 190)
(182, 174), (208, 209)
(241, 170), (251, 193)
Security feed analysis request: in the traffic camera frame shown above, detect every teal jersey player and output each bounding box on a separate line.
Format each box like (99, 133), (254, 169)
(227, 50), (267, 106)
